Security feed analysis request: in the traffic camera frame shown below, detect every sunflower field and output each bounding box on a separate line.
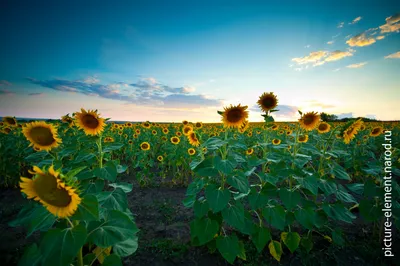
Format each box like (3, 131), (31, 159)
(0, 92), (399, 266)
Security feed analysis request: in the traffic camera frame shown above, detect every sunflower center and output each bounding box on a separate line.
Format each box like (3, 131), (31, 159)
(30, 126), (56, 146)
(227, 109), (244, 123)
(6, 118), (16, 125)
(82, 114), (99, 129)
(303, 115), (315, 125)
(33, 174), (71, 207)
(142, 143), (149, 149)
(319, 124), (328, 130)
(262, 97), (276, 108)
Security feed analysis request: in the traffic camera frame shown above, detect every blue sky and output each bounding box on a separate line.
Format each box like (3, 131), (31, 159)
(0, 0), (399, 122)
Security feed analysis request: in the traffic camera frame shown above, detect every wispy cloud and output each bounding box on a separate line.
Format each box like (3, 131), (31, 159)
(28, 92), (45, 96)
(327, 41), (334, 45)
(325, 50), (354, 62)
(384, 51), (400, 59)
(0, 89), (15, 96)
(304, 44), (311, 48)
(250, 104), (298, 118)
(337, 22), (344, 28)
(379, 14), (400, 34)
(337, 112), (353, 119)
(349, 16), (362, 25)
(292, 49), (354, 68)
(303, 100), (335, 109)
(292, 51), (328, 65)
(27, 76), (222, 108)
(346, 33), (376, 47)
(346, 62), (368, 68)
(376, 35), (385, 40)
(0, 80), (12, 86)
(333, 68), (341, 72)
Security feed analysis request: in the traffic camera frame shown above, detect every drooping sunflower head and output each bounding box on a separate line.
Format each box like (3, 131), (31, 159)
(3, 116), (18, 127)
(22, 121), (62, 151)
(157, 155), (164, 162)
(140, 142), (151, 151)
(188, 131), (201, 147)
(257, 92), (278, 112)
(20, 165), (81, 218)
(272, 138), (281, 145)
(183, 125), (193, 136)
(299, 112), (320, 131)
(370, 126), (383, 137)
(188, 148), (196, 156)
(171, 136), (180, 145)
(246, 148), (254, 155)
(298, 134), (309, 143)
(74, 108), (106, 136)
(317, 122), (331, 134)
(220, 104), (249, 128)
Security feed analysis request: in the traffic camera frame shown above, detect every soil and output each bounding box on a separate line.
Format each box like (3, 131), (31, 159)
(0, 180), (398, 266)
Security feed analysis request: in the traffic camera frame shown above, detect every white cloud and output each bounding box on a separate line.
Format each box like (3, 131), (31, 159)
(384, 51), (400, 59)
(327, 41), (334, 45)
(349, 16), (362, 25)
(346, 33), (376, 47)
(346, 62), (368, 68)
(325, 50), (354, 62)
(337, 22), (344, 28)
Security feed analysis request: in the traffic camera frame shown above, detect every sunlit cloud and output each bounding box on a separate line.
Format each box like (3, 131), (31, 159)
(349, 16), (362, 25)
(327, 40), (334, 45)
(376, 35), (385, 40)
(337, 22), (344, 28)
(325, 50), (354, 62)
(346, 62), (368, 68)
(292, 49), (354, 68)
(303, 100), (335, 109)
(292, 51), (328, 65)
(346, 33), (376, 47)
(379, 14), (400, 34)
(384, 51), (400, 59)
(333, 68), (341, 72)
(366, 114), (377, 120)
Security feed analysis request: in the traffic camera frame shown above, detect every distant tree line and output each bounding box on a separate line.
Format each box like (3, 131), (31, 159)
(320, 112), (378, 122)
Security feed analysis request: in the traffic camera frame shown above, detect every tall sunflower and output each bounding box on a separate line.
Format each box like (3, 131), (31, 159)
(20, 165), (81, 218)
(220, 104), (249, 128)
(257, 92), (278, 112)
(299, 112), (320, 131)
(188, 131), (201, 147)
(22, 121), (62, 151)
(74, 108), (106, 135)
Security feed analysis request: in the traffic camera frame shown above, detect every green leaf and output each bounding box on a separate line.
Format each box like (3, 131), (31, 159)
(116, 165), (128, 174)
(268, 240), (282, 262)
(346, 183), (364, 195)
(359, 199), (380, 222)
(203, 137), (227, 151)
(71, 194), (99, 221)
(251, 226), (271, 253)
(322, 203), (356, 223)
(262, 205), (286, 230)
(214, 156), (237, 175)
(94, 161), (118, 182)
(97, 188), (128, 212)
(183, 194), (196, 208)
(279, 188), (301, 210)
(186, 178), (205, 196)
(336, 185), (357, 203)
(102, 254), (123, 266)
(25, 150), (49, 163)
(281, 232), (301, 253)
(227, 174), (250, 194)
(205, 185), (230, 213)
(74, 150), (96, 164)
(331, 162), (351, 180)
(248, 188), (268, 210)
(294, 207), (315, 230)
(191, 217), (219, 245)
(319, 179), (337, 196)
(216, 235), (240, 264)
(76, 169), (94, 181)
(18, 244), (41, 266)
(103, 143), (124, 153)
(295, 175), (319, 195)
(332, 229), (345, 246)
(194, 157), (219, 177)
(109, 182), (133, 193)
(40, 224), (87, 266)
(222, 201), (245, 230)
(301, 235), (313, 253)
(65, 166), (87, 179)
(113, 235), (138, 257)
(194, 200), (210, 218)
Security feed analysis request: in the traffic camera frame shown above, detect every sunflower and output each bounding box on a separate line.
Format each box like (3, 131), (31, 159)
(272, 139), (281, 145)
(140, 142), (150, 151)
(133, 134), (138, 139)
(161, 136), (167, 141)
(298, 135), (309, 143)
(182, 120), (189, 125)
(342, 119), (363, 144)
(195, 122), (203, 129)
(162, 128), (169, 134)
(299, 111), (320, 131)
(152, 130), (157, 135)
(171, 136), (180, 145)
(317, 122), (331, 134)
(2, 127), (11, 134)
(247, 132), (253, 137)
(157, 155), (164, 162)
(238, 120), (249, 133)
(128, 140), (133, 145)
(3, 116), (18, 127)
(22, 121), (62, 151)
(286, 130), (292, 135)
(19, 165), (81, 218)
(142, 122), (151, 129)
(370, 126), (383, 137)
(176, 131), (182, 137)
(246, 148), (254, 155)
(183, 125), (193, 135)
(188, 148), (196, 156)
(188, 131), (201, 147)
(278, 130), (284, 135)
(271, 124), (279, 130)
(74, 108), (106, 135)
(257, 92), (278, 112)
(202, 147), (208, 153)
(220, 104), (249, 128)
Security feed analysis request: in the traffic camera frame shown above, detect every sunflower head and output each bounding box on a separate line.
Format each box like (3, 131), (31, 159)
(246, 148), (254, 155)
(220, 104), (249, 128)
(271, 124), (279, 130)
(162, 128), (169, 134)
(157, 155), (164, 162)
(257, 92), (278, 112)
(3, 116), (18, 127)
(183, 125), (193, 135)
(74, 108), (106, 136)
(152, 130), (157, 135)
(370, 126), (383, 137)
(22, 121), (62, 151)
(140, 142), (151, 151)
(195, 122), (203, 129)
(182, 120), (189, 125)
(128, 140), (133, 145)
(188, 131), (201, 147)
(171, 136), (180, 145)
(272, 138), (281, 145)
(188, 148), (196, 156)
(341, 119), (363, 144)
(317, 122), (331, 134)
(298, 134), (309, 143)
(299, 112), (320, 131)
(20, 165), (81, 218)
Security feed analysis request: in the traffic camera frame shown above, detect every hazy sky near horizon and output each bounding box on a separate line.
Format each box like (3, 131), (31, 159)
(0, 0), (399, 122)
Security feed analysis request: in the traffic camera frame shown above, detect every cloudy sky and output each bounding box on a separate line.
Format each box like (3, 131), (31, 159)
(0, 0), (399, 122)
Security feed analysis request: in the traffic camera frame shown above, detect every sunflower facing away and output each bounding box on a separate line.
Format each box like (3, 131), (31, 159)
(188, 131), (201, 147)
(220, 104), (249, 128)
(74, 108), (106, 135)
(22, 121), (62, 151)
(299, 111), (320, 131)
(20, 165), (81, 218)
(3, 116), (18, 127)
(257, 92), (278, 112)
(140, 142), (151, 151)
(317, 122), (331, 134)
(188, 148), (196, 156)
